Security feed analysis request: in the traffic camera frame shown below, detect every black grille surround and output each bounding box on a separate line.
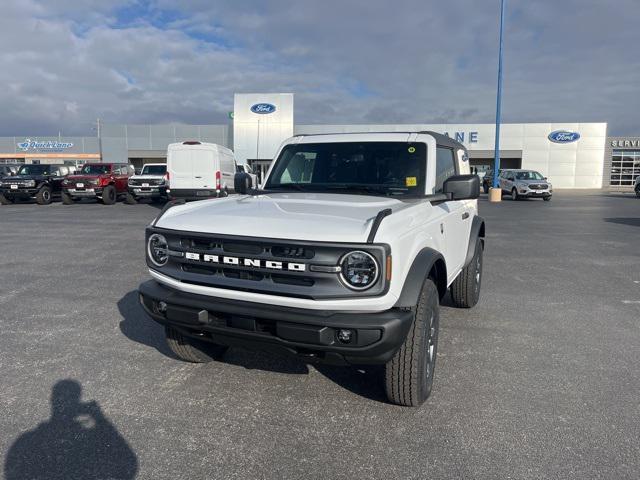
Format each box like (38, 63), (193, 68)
(146, 227), (391, 300)
(130, 178), (164, 186)
(528, 183), (548, 190)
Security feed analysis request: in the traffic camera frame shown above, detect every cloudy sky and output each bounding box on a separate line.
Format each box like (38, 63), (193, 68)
(1, 0), (638, 136)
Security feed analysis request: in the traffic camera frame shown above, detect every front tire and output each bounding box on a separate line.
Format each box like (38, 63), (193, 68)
(450, 237), (483, 308)
(124, 192), (138, 204)
(511, 188), (519, 201)
(165, 326), (228, 363)
(61, 191), (75, 205)
(483, 184), (489, 194)
(384, 278), (440, 407)
(0, 193), (13, 205)
(101, 185), (116, 205)
(36, 186), (52, 205)
(543, 196), (552, 202)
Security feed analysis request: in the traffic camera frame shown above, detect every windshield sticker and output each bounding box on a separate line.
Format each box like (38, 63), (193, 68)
(408, 146), (416, 153)
(406, 177), (417, 187)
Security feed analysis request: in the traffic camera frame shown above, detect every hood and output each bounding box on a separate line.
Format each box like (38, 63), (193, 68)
(4, 174), (44, 181)
(156, 192), (405, 243)
(67, 174), (106, 181)
(516, 178), (548, 184)
(130, 174), (165, 181)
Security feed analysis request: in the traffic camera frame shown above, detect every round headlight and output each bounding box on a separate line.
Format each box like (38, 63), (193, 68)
(147, 233), (169, 267)
(339, 251), (379, 290)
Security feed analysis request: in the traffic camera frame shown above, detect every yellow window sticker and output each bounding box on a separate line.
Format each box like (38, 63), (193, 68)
(408, 146), (416, 153)
(406, 177), (417, 187)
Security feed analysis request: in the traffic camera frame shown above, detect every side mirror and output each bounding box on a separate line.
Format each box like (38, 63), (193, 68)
(234, 172), (253, 194)
(443, 174), (480, 200)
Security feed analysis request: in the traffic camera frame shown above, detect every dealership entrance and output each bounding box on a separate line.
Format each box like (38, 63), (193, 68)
(468, 150), (522, 177)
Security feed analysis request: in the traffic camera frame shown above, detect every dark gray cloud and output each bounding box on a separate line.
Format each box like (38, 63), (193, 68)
(0, 0), (637, 136)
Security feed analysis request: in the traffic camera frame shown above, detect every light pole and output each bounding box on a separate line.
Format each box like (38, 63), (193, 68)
(490, 0), (506, 202)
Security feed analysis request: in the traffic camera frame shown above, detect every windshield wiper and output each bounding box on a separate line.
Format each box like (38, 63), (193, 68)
(323, 184), (394, 196)
(261, 184), (308, 193)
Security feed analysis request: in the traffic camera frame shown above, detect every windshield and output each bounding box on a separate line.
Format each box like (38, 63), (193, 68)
(17, 165), (50, 175)
(514, 171), (544, 180)
(81, 164), (111, 175)
(264, 142), (426, 196)
(141, 165), (166, 175)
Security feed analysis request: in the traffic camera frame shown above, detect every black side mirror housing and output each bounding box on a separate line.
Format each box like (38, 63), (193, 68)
(443, 174), (480, 200)
(234, 172), (253, 194)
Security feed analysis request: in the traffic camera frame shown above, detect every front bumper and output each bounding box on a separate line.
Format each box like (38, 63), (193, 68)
(517, 187), (552, 198)
(64, 187), (103, 197)
(138, 279), (413, 365)
(128, 185), (167, 198)
(167, 188), (223, 201)
(0, 187), (39, 198)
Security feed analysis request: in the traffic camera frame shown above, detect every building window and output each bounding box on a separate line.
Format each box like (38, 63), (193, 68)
(611, 150), (640, 186)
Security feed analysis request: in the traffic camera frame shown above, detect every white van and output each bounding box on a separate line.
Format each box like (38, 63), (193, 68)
(166, 141), (237, 200)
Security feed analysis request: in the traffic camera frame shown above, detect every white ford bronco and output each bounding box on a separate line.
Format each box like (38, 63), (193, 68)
(139, 132), (485, 406)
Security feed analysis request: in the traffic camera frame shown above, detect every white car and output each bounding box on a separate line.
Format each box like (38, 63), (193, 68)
(126, 163), (168, 203)
(166, 141), (237, 200)
(139, 132), (485, 407)
(499, 169), (553, 201)
(635, 175), (640, 198)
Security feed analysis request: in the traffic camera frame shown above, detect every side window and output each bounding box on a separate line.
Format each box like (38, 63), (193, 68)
(434, 147), (456, 193)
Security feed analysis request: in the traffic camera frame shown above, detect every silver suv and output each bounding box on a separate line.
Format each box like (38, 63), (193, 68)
(500, 169), (552, 201)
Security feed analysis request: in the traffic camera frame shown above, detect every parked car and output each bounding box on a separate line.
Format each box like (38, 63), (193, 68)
(236, 163), (259, 188)
(126, 163), (168, 204)
(166, 141), (237, 200)
(635, 175), (640, 198)
(482, 168), (500, 193)
(499, 169), (552, 201)
(0, 164), (70, 205)
(139, 131), (485, 407)
(61, 163), (134, 205)
(0, 164), (20, 177)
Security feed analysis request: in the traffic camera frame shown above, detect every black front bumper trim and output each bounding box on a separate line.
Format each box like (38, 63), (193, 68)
(138, 280), (413, 365)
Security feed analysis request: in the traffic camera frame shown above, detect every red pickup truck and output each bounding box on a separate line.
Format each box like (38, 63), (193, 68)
(62, 163), (134, 204)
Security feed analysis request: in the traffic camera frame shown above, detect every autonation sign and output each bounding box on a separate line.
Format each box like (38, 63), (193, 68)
(548, 130), (580, 144)
(17, 138), (74, 152)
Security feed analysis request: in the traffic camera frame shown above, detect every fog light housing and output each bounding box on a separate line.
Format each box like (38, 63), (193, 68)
(337, 329), (354, 344)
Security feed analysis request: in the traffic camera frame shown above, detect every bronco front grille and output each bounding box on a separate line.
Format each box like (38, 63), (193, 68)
(147, 228), (390, 300)
(130, 179), (164, 186)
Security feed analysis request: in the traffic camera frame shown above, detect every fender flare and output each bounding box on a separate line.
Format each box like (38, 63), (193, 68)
(464, 216), (486, 267)
(394, 247), (448, 308)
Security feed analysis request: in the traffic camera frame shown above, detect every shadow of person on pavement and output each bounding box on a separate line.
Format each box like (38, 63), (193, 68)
(4, 379), (138, 480)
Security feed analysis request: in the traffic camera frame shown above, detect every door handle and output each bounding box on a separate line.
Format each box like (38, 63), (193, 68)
(462, 212), (469, 220)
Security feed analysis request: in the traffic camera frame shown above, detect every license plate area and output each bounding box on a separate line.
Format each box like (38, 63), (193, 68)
(10, 184), (18, 190)
(196, 191), (211, 196)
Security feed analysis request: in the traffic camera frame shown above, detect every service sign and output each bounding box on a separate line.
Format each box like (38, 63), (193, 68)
(17, 138), (74, 152)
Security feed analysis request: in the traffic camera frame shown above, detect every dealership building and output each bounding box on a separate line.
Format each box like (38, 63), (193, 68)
(0, 93), (637, 190)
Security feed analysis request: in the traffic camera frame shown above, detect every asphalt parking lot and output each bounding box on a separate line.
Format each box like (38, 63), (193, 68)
(1, 191), (639, 479)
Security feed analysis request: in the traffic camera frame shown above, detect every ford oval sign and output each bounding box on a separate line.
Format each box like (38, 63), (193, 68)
(548, 130), (580, 143)
(250, 103), (276, 114)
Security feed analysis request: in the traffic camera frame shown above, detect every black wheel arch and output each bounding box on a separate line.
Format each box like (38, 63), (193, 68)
(395, 248), (448, 308)
(463, 216), (485, 267)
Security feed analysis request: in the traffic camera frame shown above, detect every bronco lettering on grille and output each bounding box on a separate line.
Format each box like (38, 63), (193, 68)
(185, 252), (306, 272)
